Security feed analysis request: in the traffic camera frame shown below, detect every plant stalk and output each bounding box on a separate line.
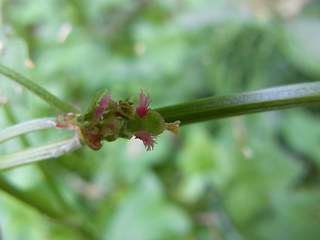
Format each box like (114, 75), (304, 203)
(0, 176), (98, 240)
(156, 82), (320, 125)
(0, 117), (56, 144)
(0, 64), (79, 113)
(0, 135), (82, 171)
(2, 106), (71, 211)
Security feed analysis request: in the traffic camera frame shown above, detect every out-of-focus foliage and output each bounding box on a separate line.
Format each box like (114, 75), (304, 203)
(1, 0), (320, 239)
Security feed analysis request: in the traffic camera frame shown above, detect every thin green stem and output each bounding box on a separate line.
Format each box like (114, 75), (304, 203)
(0, 108), (94, 238)
(2, 104), (30, 146)
(0, 176), (98, 240)
(0, 64), (79, 113)
(37, 164), (72, 211)
(2, 106), (71, 210)
(0, 175), (63, 218)
(0, 117), (56, 144)
(156, 82), (320, 125)
(0, 135), (82, 171)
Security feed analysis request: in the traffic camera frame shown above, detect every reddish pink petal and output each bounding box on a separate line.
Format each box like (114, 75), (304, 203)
(134, 131), (156, 151)
(136, 90), (151, 120)
(94, 94), (113, 121)
(99, 94), (112, 108)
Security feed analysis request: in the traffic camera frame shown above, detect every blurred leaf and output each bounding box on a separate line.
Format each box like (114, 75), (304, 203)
(105, 173), (190, 240)
(255, 189), (320, 240)
(284, 17), (320, 78)
(0, 29), (29, 104)
(281, 110), (320, 165)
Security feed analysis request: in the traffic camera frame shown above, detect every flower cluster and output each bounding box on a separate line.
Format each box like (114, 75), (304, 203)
(57, 90), (180, 151)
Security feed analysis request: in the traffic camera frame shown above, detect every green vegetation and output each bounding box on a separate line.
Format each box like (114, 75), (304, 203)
(1, 1), (320, 240)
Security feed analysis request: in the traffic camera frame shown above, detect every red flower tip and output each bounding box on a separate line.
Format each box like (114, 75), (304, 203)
(99, 94), (112, 108)
(136, 90), (151, 120)
(134, 131), (156, 151)
(94, 94), (112, 121)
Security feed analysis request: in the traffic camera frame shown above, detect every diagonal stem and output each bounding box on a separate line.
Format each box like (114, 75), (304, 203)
(0, 176), (98, 240)
(0, 175), (63, 218)
(0, 64), (79, 113)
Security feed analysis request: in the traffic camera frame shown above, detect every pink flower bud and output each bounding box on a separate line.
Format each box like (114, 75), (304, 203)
(94, 94), (112, 121)
(134, 130), (156, 151)
(136, 90), (151, 120)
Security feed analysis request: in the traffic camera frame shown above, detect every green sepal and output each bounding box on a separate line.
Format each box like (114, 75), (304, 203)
(127, 110), (166, 135)
(118, 121), (134, 140)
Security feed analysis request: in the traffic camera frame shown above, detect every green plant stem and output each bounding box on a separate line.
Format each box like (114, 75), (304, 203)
(0, 136), (82, 171)
(0, 117), (57, 144)
(2, 105), (70, 210)
(0, 176), (98, 240)
(2, 104), (30, 146)
(0, 175), (63, 218)
(0, 64), (79, 113)
(156, 82), (320, 125)
(37, 164), (72, 210)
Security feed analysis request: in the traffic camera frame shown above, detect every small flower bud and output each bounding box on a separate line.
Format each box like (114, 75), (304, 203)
(94, 93), (113, 121)
(136, 90), (151, 120)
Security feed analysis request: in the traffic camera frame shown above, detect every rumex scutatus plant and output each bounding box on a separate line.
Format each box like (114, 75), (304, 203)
(1, 64), (320, 171)
(56, 89), (180, 151)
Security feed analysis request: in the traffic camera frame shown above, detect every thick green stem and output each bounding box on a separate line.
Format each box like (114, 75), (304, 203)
(156, 82), (320, 125)
(0, 64), (79, 113)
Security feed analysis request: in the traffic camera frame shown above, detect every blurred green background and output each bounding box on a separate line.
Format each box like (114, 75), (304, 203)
(1, 0), (320, 239)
